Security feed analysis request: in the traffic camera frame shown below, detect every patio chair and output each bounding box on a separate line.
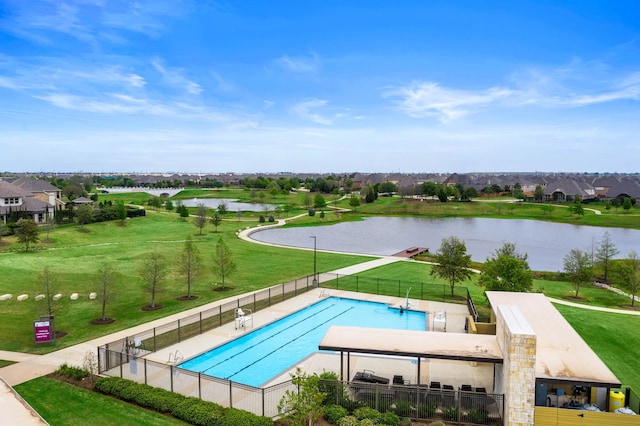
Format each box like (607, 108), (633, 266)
(442, 384), (456, 407)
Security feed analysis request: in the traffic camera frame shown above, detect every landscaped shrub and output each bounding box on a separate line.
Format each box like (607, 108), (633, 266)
(171, 397), (225, 426)
(336, 415), (360, 426)
(398, 418), (412, 426)
(55, 363), (90, 380)
(417, 402), (437, 418)
(441, 406), (459, 422)
(323, 404), (349, 424)
(268, 215), (275, 222)
(259, 215), (266, 222)
(378, 411), (400, 426)
(393, 400), (412, 417)
(215, 407), (272, 426)
(352, 406), (380, 422)
(94, 376), (136, 398)
(308, 208), (315, 216)
(319, 371), (348, 405)
(360, 419), (376, 426)
(121, 383), (184, 412)
(467, 408), (489, 424)
(340, 397), (363, 412)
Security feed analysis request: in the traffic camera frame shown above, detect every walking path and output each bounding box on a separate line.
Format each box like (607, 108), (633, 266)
(0, 212), (633, 424)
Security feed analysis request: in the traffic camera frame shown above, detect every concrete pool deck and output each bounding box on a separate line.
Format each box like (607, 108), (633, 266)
(147, 287), (492, 391)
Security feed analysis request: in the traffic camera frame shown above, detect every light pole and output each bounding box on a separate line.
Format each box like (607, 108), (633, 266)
(310, 235), (317, 286)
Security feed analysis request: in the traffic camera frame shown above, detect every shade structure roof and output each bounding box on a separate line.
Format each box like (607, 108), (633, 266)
(319, 326), (503, 364)
(486, 291), (620, 387)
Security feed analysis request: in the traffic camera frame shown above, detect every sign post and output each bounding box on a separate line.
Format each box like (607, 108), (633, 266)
(34, 316), (55, 345)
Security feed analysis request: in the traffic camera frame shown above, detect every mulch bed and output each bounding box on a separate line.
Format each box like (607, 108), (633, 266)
(141, 305), (164, 311)
(90, 318), (116, 325)
(177, 295), (199, 301)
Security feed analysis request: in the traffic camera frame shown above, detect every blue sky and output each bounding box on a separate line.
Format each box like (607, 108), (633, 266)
(1, 1), (639, 173)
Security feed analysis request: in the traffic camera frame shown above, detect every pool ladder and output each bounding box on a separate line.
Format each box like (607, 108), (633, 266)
(167, 350), (184, 365)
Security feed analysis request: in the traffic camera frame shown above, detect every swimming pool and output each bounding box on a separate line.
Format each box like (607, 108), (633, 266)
(178, 297), (427, 387)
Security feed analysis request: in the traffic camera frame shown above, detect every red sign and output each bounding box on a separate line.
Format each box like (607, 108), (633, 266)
(34, 320), (53, 343)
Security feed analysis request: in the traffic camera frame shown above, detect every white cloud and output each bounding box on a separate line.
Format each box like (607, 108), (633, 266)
(276, 53), (320, 72)
(385, 81), (514, 122)
(152, 58), (202, 95)
(290, 99), (347, 125)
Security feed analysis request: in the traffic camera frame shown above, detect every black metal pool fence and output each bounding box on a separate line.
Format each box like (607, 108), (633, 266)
(97, 273), (484, 420)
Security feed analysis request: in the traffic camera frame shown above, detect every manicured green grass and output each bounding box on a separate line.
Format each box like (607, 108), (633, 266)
(14, 377), (187, 426)
(0, 360), (15, 368)
(0, 211), (371, 353)
(554, 304), (640, 394)
(346, 198), (640, 230)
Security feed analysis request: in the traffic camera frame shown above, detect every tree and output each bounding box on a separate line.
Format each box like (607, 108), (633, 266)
(437, 185), (448, 202)
(572, 197), (584, 216)
(621, 251), (640, 307)
(165, 200), (174, 211)
(563, 248), (592, 298)
(623, 197), (632, 212)
(534, 185), (545, 202)
(540, 204), (555, 216)
(479, 243), (533, 292)
(430, 236), (473, 296)
(139, 251), (167, 309)
(95, 264), (118, 322)
(37, 265), (58, 317)
(212, 238), (236, 290)
(178, 204), (190, 221)
(194, 203), (208, 235)
(313, 194), (327, 209)
(44, 216), (55, 241)
(217, 202), (228, 215)
(148, 196), (162, 211)
(595, 231), (618, 282)
(210, 211), (223, 232)
(463, 187), (478, 201)
(76, 203), (94, 228)
(348, 195), (360, 212)
(299, 193), (310, 209)
(421, 181), (437, 197)
(378, 181), (398, 194)
(117, 201), (127, 225)
(15, 218), (40, 251)
(178, 235), (201, 299)
(278, 368), (327, 426)
(364, 184), (377, 203)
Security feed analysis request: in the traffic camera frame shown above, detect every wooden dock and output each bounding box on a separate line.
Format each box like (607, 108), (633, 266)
(391, 247), (429, 258)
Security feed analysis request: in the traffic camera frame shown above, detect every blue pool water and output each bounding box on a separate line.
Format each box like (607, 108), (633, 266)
(179, 297), (427, 387)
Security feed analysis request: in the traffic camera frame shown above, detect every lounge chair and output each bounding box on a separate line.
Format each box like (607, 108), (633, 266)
(352, 370), (389, 384)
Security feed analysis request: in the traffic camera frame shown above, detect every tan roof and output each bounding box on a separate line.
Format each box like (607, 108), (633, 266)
(486, 291), (620, 386)
(319, 326), (503, 363)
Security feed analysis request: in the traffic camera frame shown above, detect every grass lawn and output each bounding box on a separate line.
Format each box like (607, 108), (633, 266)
(14, 376), (188, 426)
(0, 211), (371, 353)
(554, 304), (640, 394)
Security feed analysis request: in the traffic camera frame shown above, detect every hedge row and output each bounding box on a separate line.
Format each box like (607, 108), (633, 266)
(94, 376), (272, 426)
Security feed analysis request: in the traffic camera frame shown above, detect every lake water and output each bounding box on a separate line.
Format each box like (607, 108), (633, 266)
(181, 198), (270, 212)
(250, 217), (640, 272)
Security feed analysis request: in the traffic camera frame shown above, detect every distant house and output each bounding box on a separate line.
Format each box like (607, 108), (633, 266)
(0, 179), (58, 224)
(606, 179), (640, 200)
(543, 178), (597, 202)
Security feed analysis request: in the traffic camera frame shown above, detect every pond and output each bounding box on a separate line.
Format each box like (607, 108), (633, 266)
(180, 198), (272, 212)
(249, 217), (640, 272)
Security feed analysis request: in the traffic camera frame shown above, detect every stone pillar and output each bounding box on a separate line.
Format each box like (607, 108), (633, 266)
(494, 305), (537, 426)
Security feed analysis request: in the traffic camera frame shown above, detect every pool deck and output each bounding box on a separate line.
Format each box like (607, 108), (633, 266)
(147, 288), (494, 391)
